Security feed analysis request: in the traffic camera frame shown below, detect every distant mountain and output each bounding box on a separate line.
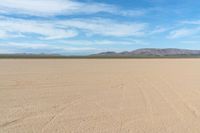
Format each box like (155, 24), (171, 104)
(93, 48), (200, 57)
(0, 53), (64, 58)
(2, 48), (200, 58)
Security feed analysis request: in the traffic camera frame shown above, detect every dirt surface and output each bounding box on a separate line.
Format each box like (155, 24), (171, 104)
(1, 59), (200, 133)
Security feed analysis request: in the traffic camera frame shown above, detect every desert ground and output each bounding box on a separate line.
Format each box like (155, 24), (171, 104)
(1, 59), (200, 133)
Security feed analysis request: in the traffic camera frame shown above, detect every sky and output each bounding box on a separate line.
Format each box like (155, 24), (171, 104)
(1, 0), (200, 55)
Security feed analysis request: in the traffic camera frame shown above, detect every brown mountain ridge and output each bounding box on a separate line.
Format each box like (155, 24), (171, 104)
(93, 48), (200, 57)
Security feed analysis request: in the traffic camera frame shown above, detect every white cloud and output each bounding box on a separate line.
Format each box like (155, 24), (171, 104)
(168, 28), (200, 39)
(0, 17), (147, 39)
(150, 26), (170, 34)
(61, 39), (148, 46)
(0, 42), (96, 52)
(166, 20), (200, 39)
(61, 47), (96, 51)
(0, 17), (78, 39)
(0, 42), (48, 49)
(0, 0), (112, 16)
(181, 20), (200, 25)
(59, 18), (147, 37)
(117, 10), (146, 17)
(0, 0), (145, 17)
(0, 31), (8, 38)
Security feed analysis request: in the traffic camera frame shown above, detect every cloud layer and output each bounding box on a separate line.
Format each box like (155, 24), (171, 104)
(0, 16), (147, 40)
(1, 0), (200, 54)
(0, 0), (145, 17)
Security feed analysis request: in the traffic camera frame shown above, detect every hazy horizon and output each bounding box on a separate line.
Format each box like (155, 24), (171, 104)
(1, 48), (200, 56)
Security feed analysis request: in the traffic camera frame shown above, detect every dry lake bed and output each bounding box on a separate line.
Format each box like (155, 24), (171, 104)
(1, 59), (200, 133)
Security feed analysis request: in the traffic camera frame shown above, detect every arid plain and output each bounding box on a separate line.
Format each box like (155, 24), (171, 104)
(1, 59), (200, 133)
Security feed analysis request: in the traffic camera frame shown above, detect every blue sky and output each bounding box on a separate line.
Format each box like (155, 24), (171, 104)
(1, 0), (200, 55)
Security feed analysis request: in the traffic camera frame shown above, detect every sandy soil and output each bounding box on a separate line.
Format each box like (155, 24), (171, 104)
(1, 59), (200, 133)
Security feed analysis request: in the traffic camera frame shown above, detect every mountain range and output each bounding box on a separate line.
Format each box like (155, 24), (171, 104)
(1, 48), (200, 58)
(93, 48), (200, 57)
